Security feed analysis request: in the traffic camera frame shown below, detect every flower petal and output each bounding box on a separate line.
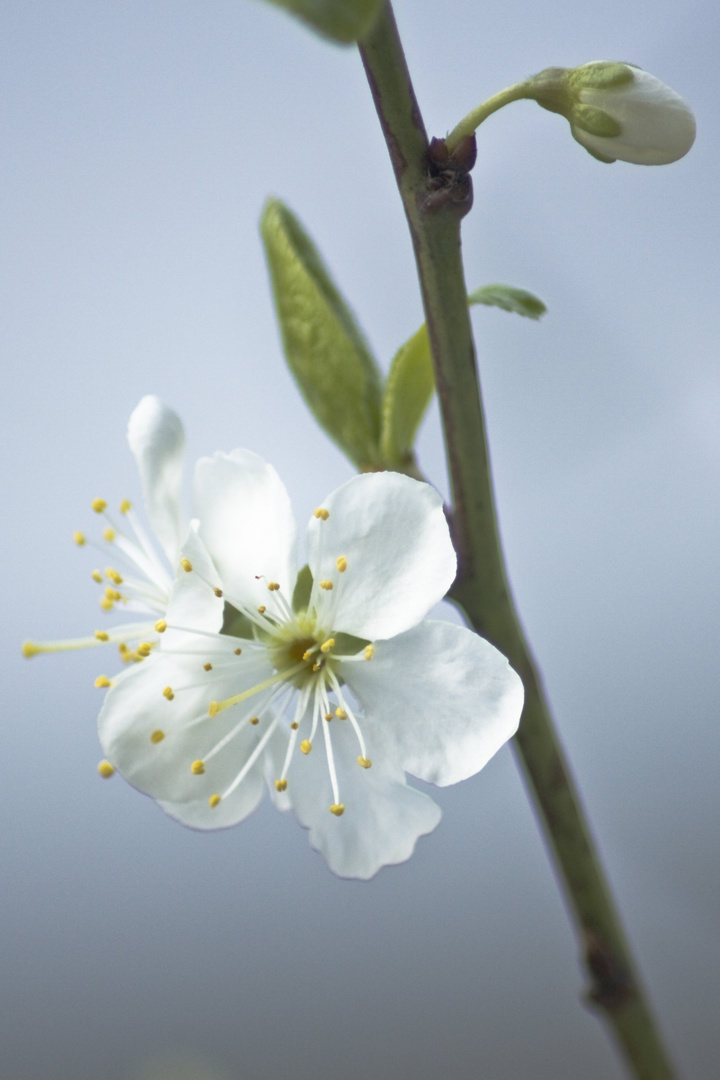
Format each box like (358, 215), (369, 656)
(127, 396), (186, 565)
(343, 620), (523, 786)
(266, 714), (441, 879)
(163, 522), (225, 640)
(306, 472), (455, 639)
(98, 646), (274, 804)
(194, 450), (297, 612)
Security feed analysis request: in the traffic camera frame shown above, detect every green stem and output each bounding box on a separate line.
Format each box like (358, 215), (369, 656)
(445, 81), (531, 154)
(358, 6), (677, 1079)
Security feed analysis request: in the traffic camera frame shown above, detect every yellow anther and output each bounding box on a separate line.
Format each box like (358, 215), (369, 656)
(320, 638), (335, 654)
(249, 716), (260, 726)
(336, 556), (347, 573)
(302, 650), (313, 662)
(319, 580), (334, 590)
(203, 662), (213, 671)
(150, 730), (165, 744)
(357, 756), (372, 769)
(324, 712), (333, 722)
(136, 642), (152, 658)
(258, 605), (266, 614)
(214, 587), (223, 598)
(364, 644), (375, 660)
(267, 582), (280, 592)
(94, 631), (109, 642)
(73, 531), (86, 546)
(21, 642), (40, 658)
(97, 760), (115, 778)
(105, 568), (123, 585)
(209, 794), (221, 809)
(180, 558), (193, 573)
(208, 702), (220, 718)
(300, 740), (312, 755)
(313, 507), (329, 520)
(91, 498), (107, 513)
(234, 648), (242, 655)
(162, 686), (174, 700)
(335, 707), (347, 719)
(274, 779), (288, 792)
(119, 499), (132, 514)
(155, 620), (167, 633)
(103, 528), (115, 542)
(105, 587), (122, 601)
(100, 597), (114, 611)
(329, 804), (345, 817)
(94, 675), (111, 688)
(312, 662), (321, 672)
(91, 569), (103, 583)
(191, 760), (205, 775)
(290, 721), (299, 731)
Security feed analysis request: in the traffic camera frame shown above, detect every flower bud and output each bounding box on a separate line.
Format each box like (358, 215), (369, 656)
(530, 62), (696, 165)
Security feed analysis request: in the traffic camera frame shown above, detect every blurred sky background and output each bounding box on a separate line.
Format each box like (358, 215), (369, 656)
(3, 1), (719, 1077)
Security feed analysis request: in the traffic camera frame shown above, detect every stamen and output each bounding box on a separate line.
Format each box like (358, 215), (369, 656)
(105, 587), (122, 602)
(74, 531), (86, 546)
(103, 528), (116, 542)
(290, 722), (299, 730)
(94, 631), (109, 642)
(92, 499), (107, 513)
(313, 508), (329, 520)
(357, 757), (372, 769)
(119, 499), (132, 514)
(203, 662), (213, 671)
(214, 588), (223, 597)
(267, 582), (280, 592)
(249, 717), (260, 725)
(258, 605), (266, 614)
(94, 675), (112, 688)
(321, 701), (342, 808)
(155, 620), (167, 633)
(300, 740), (312, 754)
(150, 730), (165, 743)
(327, 670), (369, 764)
(180, 558), (193, 573)
(320, 638), (335, 654)
(208, 661), (307, 717)
(209, 794), (221, 808)
(100, 597), (114, 611)
(335, 707), (347, 719)
(105, 568), (123, 585)
(330, 804), (345, 816)
(336, 556), (347, 573)
(136, 642), (153, 658)
(97, 760), (115, 778)
(324, 713), (333, 722)
(92, 570), (104, 583)
(234, 648), (242, 655)
(191, 760), (205, 775)
(319, 580), (334, 591)
(162, 686), (174, 700)
(274, 779), (288, 791)
(364, 644), (374, 660)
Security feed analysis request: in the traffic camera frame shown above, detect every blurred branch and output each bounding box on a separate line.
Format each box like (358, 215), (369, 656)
(357, 4), (677, 1078)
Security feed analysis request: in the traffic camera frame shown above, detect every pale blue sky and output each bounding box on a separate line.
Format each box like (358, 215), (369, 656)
(3, 1), (719, 1077)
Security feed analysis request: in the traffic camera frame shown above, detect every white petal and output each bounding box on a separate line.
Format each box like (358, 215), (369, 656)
(127, 396), (186, 565)
(194, 450), (297, 612)
(267, 714), (441, 879)
(98, 647), (274, 805)
(157, 766), (264, 830)
(306, 472), (455, 640)
(342, 620), (523, 786)
(163, 522), (225, 640)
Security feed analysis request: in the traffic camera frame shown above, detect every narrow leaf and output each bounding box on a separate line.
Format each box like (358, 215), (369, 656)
(256, 0), (384, 44)
(468, 284), (547, 320)
(261, 199), (383, 469)
(380, 323), (434, 470)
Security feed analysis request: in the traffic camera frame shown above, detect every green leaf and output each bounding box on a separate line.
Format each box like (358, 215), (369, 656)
(468, 284), (547, 320)
(256, 0), (384, 44)
(261, 199), (384, 469)
(380, 323), (434, 470)
(292, 564), (313, 613)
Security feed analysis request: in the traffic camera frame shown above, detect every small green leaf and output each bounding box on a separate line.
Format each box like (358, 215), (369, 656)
(256, 0), (384, 44)
(261, 199), (383, 469)
(292, 564), (313, 613)
(380, 323), (434, 470)
(468, 285), (547, 320)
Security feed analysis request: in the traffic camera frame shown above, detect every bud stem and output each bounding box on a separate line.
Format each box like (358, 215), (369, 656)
(445, 81), (532, 155)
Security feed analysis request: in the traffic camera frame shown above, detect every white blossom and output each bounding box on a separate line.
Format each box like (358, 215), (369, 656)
(98, 449), (524, 878)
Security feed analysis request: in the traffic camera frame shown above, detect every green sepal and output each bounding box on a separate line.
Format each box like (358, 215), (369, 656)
(569, 61), (634, 92)
(579, 144), (617, 164)
(571, 104), (622, 138)
(380, 323), (435, 471)
(333, 631), (370, 655)
(468, 285), (547, 320)
(256, 0), (384, 44)
(220, 602), (256, 640)
(292, 563), (314, 613)
(261, 199), (384, 470)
